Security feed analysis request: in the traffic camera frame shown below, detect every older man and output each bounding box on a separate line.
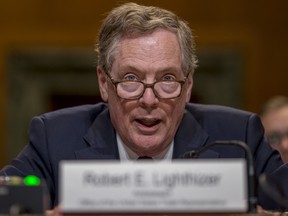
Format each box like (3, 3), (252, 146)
(1, 2), (287, 211)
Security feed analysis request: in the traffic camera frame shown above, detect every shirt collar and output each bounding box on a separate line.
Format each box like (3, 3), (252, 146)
(116, 133), (174, 161)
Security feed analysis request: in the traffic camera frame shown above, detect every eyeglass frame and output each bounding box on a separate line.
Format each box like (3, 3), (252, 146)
(103, 70), (191, 100)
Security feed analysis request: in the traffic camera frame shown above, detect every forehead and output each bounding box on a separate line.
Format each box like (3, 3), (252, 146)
(111, 30), (182, 74)
(263, 106), (288, 133)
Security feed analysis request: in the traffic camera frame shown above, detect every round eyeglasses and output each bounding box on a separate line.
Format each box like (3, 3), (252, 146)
(104, 71), (190, 100)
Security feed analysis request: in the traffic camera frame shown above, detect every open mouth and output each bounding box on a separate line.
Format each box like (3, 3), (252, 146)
(136, 118), (161, 128)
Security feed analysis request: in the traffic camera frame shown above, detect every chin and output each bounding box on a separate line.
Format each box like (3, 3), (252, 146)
(134, 140), (165, 153)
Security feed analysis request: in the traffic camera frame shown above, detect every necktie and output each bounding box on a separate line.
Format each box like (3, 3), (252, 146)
(137, 156), (153, 160)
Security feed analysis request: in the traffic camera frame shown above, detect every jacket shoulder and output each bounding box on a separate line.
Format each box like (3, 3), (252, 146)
(38, 103), (108, 122)
(185, 103), (264, 137)
(186, 103), (255, 120)
(29, 103), (109, 137)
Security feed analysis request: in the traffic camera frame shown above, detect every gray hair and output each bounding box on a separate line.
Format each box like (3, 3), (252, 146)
(261, 95), (288, 115)
(95, 2), (198, 75)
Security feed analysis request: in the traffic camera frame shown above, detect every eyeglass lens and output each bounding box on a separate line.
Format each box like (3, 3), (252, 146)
(117, 81), (181, 99)
(267, 130), (288, 145)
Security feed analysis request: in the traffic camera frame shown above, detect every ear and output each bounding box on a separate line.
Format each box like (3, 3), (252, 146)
(97, 66), (109, 102)
(185, 73), (193, 103)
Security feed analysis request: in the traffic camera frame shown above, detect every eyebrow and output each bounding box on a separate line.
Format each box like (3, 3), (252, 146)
(118, 65), (182, 75)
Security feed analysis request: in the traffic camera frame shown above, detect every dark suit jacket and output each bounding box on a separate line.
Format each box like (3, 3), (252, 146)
(1, 103), (287, 210)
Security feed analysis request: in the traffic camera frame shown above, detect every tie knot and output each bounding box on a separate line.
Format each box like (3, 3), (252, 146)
(137, 156), (153, 160)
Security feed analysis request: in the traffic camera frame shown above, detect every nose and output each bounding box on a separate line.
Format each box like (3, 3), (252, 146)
(139, 87), (159, 108)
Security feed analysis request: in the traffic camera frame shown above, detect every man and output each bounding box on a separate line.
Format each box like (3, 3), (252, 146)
(261, 95), (288, 163)
(0, 2), (287, 211)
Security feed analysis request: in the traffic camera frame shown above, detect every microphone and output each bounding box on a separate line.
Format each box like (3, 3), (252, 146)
(259, 173), (288, 210)
(182, 140), (257, 213)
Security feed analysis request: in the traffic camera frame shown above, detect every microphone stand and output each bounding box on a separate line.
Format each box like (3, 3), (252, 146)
(182, 140), (257, 213)
(259, 174), (288, 210)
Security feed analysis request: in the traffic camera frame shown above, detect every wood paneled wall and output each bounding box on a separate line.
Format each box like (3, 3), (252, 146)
(1, 0), (288, 167)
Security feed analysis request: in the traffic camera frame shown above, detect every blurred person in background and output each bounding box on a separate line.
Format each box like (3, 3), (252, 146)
(261, 95), (288, 163)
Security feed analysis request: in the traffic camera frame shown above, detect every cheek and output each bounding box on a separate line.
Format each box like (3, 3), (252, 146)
(171, 104), (185, 124)
(109, 98), (135, 128)
(164, 98), (186, 127)
(109, 104), (127, 135)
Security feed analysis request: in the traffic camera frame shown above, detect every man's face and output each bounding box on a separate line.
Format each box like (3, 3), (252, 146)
(98, 29), (193, 156)
(262, 106), (288, 162)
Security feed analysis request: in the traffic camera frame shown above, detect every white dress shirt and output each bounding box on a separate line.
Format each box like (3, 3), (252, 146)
(116, 133), (174, 161)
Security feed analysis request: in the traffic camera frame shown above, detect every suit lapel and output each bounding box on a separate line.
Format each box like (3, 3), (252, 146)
(173, 110), (220, 159)
(75, 108), (120, 160)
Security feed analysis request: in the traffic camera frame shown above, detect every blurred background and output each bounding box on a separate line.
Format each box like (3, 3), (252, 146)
(0, 0), (288, 167)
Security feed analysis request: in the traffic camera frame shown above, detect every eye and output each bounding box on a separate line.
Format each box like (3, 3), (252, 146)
(123, 74), (138, 81)
(162, 74), (176, 81)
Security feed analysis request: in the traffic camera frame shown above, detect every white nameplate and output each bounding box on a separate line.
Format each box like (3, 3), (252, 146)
(60, 159), (248, 213)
